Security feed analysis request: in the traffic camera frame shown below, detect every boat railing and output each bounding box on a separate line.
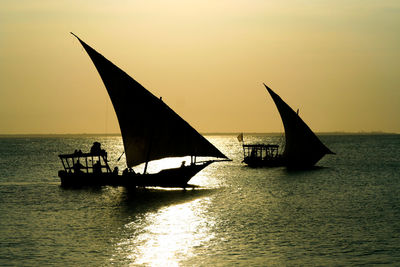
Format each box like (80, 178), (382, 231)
(58, 150), (112, 174)
(243, 144), (280, 160)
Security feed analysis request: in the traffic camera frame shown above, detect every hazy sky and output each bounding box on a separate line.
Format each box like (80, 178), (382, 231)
(1, 0), (399, 134)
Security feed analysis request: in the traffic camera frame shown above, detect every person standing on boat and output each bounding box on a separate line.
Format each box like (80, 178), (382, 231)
(90, 142), (101, 154)
(93, 160), (102, 174)
(73, 160), (84, 173)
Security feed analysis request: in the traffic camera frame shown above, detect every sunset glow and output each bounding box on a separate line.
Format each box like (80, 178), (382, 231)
(1, 0), (399, 134)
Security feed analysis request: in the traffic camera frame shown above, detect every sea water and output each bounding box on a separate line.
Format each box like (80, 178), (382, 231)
(0, 134), (399, 266)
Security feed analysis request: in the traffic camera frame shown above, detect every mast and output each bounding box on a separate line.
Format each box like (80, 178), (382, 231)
(143, 135), (153, 174)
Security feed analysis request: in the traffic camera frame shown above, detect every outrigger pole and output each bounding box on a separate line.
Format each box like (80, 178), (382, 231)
(117, 151), (125, 161)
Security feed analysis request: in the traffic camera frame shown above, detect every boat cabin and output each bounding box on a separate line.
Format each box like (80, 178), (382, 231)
(243, 144), (280, 160)
(58, 147), (112, 174)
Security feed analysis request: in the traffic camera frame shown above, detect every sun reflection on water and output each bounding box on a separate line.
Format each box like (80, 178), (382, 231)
(113, 196), (215, 266)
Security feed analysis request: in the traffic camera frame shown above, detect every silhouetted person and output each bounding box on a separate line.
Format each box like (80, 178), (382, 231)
(113, 166), (119, 175)
(91, 142), (101, 154)
(73, 160), (84, 173)
(93, 160), (102, 174)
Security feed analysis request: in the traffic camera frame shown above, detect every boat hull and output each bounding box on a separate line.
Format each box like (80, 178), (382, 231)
(243, 156), (286, 168)
(58, 161), (213, 188)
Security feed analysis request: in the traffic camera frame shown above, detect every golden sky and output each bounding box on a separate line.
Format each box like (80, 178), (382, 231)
(1, 0), (399, 134)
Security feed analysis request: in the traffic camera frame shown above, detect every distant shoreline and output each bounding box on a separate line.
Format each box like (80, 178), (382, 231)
(0, 132), (398, 138)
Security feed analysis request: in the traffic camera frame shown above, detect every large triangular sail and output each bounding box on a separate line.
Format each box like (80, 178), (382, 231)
(72, 33), (227, 167)
(264, 84), (334, 167)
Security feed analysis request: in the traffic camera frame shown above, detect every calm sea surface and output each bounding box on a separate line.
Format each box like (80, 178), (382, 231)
(0, 134), (399, 266)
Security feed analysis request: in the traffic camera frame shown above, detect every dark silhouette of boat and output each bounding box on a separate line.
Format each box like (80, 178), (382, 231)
(58, 33), (229, 188)
(241, 84), (334, 168)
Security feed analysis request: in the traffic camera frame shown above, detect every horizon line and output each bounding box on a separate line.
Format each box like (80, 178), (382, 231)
(0, 131), (398, 137)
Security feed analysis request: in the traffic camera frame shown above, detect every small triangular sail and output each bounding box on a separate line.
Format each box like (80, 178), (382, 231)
(72, 33), (227, 167)
(237, 133), (243, 142)
(264, 84), (334, 167)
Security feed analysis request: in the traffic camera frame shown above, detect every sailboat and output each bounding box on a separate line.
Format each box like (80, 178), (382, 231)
(57, 33), (229, 188)
(241, 84), (334, 168)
